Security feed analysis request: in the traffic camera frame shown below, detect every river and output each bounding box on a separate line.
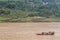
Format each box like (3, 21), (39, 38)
(0, 22), (60, 40)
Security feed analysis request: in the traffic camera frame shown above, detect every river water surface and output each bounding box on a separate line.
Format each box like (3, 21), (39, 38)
(0, 22), (60, 40)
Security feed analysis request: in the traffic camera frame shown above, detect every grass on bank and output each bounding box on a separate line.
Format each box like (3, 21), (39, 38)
(0, 16), (60, 22)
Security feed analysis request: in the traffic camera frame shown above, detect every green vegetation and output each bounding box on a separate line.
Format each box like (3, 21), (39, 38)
(0, 0), (60, 22)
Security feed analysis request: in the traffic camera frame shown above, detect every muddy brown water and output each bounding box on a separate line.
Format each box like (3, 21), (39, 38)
(0, 22), (60, 40)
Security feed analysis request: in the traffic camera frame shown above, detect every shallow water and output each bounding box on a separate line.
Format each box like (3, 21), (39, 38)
(0, 22), (60, 40)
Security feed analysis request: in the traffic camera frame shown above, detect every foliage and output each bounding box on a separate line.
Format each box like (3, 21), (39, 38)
(0, 0), (60, 22)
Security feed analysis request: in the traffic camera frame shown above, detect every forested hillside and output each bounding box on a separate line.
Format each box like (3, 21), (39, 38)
(0, 0), (60, 22)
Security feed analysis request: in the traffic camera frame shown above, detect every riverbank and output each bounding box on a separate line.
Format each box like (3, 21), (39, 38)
(0, 22), (60, 27)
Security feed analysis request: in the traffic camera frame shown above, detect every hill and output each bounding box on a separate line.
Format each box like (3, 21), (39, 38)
(0, 0), (60, 22)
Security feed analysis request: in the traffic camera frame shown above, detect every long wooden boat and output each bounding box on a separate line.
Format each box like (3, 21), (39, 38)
(36, 32), (55, 35)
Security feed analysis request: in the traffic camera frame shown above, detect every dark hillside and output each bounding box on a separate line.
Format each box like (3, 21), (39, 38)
(0, 0), (60, 22)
